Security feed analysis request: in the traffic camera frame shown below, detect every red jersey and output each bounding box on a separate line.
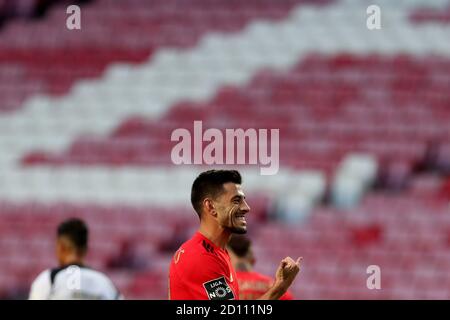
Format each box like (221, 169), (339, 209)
(169, 232), (239, 300)
(236, 270), (294, 300)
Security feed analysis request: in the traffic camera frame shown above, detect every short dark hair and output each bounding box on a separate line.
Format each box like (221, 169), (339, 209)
(57, 218), (88, 253)
(228, 234), (251, 258)
(191, 170), (242, 218)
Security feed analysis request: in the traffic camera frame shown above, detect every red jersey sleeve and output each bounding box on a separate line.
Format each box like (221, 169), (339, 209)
(170, 251), (238, 300)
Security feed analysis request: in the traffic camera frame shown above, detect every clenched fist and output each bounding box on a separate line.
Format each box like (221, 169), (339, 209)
(258, 256), (302, 300)
(275, 257), (302, 289)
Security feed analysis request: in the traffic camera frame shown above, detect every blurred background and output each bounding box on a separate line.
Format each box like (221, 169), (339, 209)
(1, 0), (450, 299)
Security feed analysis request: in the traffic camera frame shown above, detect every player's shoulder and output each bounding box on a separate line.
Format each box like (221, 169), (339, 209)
(31, 269), (51, 286)
(82, 267), (115, 285)
(51, 265), (114, 288)
(172, 239), (223, 273)
(171, 233), (228, 276)
(29, 269), (52, 300)
(176, 244), (220, 265)
(81, 267), (120, 298)
(175, 233), (219, 257)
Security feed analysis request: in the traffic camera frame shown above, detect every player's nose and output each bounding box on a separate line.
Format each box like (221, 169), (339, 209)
(241, 200), (250, 213)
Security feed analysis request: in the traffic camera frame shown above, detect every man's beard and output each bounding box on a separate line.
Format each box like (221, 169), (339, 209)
(228, 225), (247, 234)
(224, 206), (247, 234)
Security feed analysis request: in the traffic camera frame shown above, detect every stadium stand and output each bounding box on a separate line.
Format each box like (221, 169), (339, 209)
(0, 0), (450, 299)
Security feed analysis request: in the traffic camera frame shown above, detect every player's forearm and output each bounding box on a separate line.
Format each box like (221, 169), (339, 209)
(257, 280), (288, 300)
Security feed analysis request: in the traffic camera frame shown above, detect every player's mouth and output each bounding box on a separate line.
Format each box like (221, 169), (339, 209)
(235, 213), (247, 225)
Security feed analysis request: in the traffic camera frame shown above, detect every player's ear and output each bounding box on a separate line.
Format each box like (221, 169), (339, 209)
(203, 198), (217, 217)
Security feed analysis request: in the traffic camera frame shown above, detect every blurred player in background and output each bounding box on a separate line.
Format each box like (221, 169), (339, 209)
(29, 218), (122, 300)
(227, 234), (294, 300)
(169, 169), (302, 300)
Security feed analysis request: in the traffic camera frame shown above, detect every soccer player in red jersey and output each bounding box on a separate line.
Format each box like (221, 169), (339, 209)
(227, 234), (294, 300)
(169, 170), (302, 300)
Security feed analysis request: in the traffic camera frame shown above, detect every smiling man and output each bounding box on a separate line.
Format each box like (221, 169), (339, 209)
(169, 169), (302, 300)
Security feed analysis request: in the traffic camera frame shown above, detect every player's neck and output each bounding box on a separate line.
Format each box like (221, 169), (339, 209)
(198, 224), (231, 250)
(61, 254), (84, 267)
